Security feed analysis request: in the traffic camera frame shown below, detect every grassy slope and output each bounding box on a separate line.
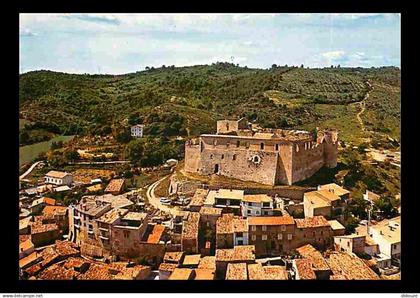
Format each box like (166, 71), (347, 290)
(19, 135), (74, 166)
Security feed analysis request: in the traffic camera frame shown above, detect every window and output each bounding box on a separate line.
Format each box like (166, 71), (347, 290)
(221, 154), (224, 159)
(260, 143), (264, 150)
(246, 142), (250, 149)
(252, 235), (256, 241)
(262, 225), (267, 231)
(236, 141), (240, 147)
(123, 231), (130, 239)
(275, 144), (279, 151)
(236, 232), (243, 237)
(393, 244), (397, 250)
(232, 154), (236, 161)
(237, 240), (243, 245)
(256, 211), (260, 215)
(251, 225), (256, 231)
(281, 225), (286, 232)
(210, 154), (213, 159)
(262, 235), (267, 240)
(287, 234), (292, 240)
(206, 222), (210, 227)
(278, 234), (283, 240)
(247, 210), (251, 214)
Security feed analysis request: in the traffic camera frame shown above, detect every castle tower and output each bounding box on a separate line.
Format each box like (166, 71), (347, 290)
(321, 129), (338, 168)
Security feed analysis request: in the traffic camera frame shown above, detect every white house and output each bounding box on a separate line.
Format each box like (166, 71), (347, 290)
(131, 124), (144, 138)
(369, 216), (401, 267)
(44, 171), (73, 186)
(241, 194), (274, 217)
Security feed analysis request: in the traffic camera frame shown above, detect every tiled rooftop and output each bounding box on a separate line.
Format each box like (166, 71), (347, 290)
(104, 179), (125, 193)
(146, 224), (165, 244)
(182, 212), (200, 240)
(168, 268), (194, 280)
(199, 206), (222, 216)
(294, 259), (316, 280)
(194, 268), (215, 280)
(190, 189), (209, 207)
(216, 214), (248, 234)
(123, 212), (147, 222)
(327, 251), (379, 280)
(225, 263), (248, 280)
(158, 262), (178, 272)
(248, 263), (288, 280)
(182, 254), (201, 267)
(164, 251), (185, 263)
(328, 220), (345, 231)
(46, 171), (71, 179)
(296, 244), (330, 271)
(42, 205), (67, 217)
(248, 216), (295, 226)
(295, 216), (331, 229)
(198, 256), (216, 270)
(215, 245), (255, 262)
(38, 263), (78, 280)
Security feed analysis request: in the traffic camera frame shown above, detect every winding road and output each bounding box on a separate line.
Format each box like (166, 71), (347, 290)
(19, 161), (42, 181)
(145, 175), (180, 216)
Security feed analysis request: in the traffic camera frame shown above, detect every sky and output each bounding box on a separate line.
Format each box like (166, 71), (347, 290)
(19, 13), (401, 75)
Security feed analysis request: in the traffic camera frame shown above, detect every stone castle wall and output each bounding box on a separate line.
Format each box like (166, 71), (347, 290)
(184, 129), (338, 186)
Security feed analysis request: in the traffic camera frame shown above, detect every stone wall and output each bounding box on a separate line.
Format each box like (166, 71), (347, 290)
(184, 143), (201, 173)
(291, 141), (325, 184)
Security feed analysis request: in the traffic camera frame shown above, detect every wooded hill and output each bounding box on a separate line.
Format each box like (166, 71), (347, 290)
(19, 63), (400, 145)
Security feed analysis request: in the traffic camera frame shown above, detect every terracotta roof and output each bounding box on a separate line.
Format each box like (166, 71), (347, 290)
(182, 212), (200, 240)
(248, 216), (295, 226)
(248, 263), (288, 280)
(30, 222), (59, 234)
(194, 268), (215, 280)
(319, 183), (350, 197)
(19, 216), (32, 231)
(226, 263), (248, 280)
(327, 251), (379, 280)
(77, 263), (113, 280)
(296, 244), (330, 271)
(20, 238), (34, 253)
(216, 214), (248, 234)
(198, 256), (216, 270)
(215, 245), (255, 262)
(63, 257), (90, 271)
(19, 252), (41, 269)
(294, 259), (316, 280)
(46, 171), (71, 179)
(104, 179), (125, 193)
(42, 205), (67, 217)
(182, 254), (201, 266)
(330, 274), (348, 280)
(199, 206), (222, 216)
(38, 263), (78, 280)
(295, 216), (331, 229)
(43, 197), (57, 206)
(164, 252), (185, 263)
(168, 268), (194, 280)
(55, 240), (79, 257)
(24, 263), (43, 276)
(147, 225), (165, 244)
(190, 189), (209, 207)
(158, 263), (178, 272)
(242, 194), (272, 203)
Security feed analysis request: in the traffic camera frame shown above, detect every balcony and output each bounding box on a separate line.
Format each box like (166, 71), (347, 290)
(99, 235), (109, 240)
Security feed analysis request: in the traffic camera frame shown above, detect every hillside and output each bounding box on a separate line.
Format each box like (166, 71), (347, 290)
(19, 63), (400, 146)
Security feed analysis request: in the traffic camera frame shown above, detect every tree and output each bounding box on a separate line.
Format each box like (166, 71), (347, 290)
(127, 139), (145, 164)
(271, 64), (277, 69)
(116, 128), (131, 143)
(374, 197), (399, 219)
(64, 150), (80, 163)
(19, 131), (29, 144)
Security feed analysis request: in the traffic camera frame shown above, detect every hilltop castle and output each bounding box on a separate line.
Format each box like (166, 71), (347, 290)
(184, 118), (338, 186)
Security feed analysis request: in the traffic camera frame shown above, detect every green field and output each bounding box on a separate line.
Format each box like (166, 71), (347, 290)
(19, 135), (75, 167)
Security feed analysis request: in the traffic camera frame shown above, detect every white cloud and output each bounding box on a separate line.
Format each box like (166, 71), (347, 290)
(19, 27), (36, 36)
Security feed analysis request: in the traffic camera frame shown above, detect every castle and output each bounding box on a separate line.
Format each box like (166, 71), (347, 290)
(184, 118), (338, 186)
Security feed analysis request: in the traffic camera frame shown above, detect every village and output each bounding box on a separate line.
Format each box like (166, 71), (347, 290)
(18, 119), (401, 281)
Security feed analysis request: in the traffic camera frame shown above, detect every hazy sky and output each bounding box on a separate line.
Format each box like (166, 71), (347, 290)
(19, 13), (401, 75)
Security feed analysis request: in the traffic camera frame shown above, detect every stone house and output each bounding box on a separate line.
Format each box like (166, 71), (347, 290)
(216, 214), (248, 249)
(241, 194), (274, 217)
(44, 171), (73, 186)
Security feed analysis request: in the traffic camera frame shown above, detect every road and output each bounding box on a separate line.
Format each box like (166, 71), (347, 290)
(146, 175), (180, 216)
(19, 161), (42, 181)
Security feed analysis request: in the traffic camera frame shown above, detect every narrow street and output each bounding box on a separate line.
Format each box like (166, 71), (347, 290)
(19, 161), (42, 181)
